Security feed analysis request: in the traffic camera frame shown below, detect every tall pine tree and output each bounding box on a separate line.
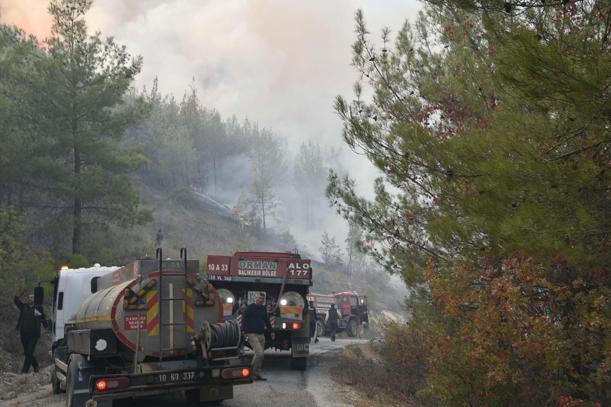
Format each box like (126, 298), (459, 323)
(28, 0), (150, 254)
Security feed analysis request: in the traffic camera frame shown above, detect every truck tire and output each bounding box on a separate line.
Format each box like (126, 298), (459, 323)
(65, 354), (90, 407)
(347, 318), (358, 337)
(51, 364), (62, 394)
(290, 357), (307, 371)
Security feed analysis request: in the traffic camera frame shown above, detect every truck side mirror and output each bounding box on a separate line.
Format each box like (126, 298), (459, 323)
(34, 286), (44, 306)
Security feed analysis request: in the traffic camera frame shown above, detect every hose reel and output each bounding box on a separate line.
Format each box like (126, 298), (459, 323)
(198, 320), (241, 359)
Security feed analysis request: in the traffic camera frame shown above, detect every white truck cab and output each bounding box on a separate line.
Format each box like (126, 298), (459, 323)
(53, 264), (119, 342)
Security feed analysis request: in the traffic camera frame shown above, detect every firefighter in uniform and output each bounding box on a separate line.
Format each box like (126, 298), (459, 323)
(243, 293), (275, 381)
(326, 303), (340, 342)
(14, 291), (48, 373)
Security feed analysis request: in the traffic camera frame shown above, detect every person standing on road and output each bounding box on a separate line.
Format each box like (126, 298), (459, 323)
(243, 293), (275, 381)
(325, 303), (340, 342)
(308, 303), (318, 343)
(14, 291), (48, 373)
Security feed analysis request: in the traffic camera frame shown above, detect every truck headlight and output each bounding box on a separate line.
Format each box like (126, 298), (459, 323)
(279, 292), (305, 308)
(217, 288), (235, 304)
(95, 338), (108, 352)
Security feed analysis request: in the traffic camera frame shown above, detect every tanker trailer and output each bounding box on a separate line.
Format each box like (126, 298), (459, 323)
(50, 249), (252, 407)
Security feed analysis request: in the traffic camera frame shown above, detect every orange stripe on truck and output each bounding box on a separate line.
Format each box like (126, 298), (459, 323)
(183, 288), (195, 333)
(146, 290), (159, 336)
(280, 306), (303, 318)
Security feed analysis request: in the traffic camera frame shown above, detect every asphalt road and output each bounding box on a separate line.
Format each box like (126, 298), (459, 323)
(6, 337), (368, 407)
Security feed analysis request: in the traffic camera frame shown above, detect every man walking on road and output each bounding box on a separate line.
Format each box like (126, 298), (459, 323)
(14, 291), (48, 373)
(326, 303), (340, 342)
(243, 293), (274, 381)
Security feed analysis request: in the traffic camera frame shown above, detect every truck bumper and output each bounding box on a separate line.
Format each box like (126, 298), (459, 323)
(88, 357), (252, 401)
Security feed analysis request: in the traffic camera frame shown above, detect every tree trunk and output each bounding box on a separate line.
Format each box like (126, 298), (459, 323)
(261, 195), (266, 232)
(72, 118), (81, 255)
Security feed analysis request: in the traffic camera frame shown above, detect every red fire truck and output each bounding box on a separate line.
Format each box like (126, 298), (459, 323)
(307, 291), (369, 337)
(206, 252), (312, 370)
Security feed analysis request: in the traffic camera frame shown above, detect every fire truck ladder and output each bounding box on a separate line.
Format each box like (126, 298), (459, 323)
(156, 248), (190, 361)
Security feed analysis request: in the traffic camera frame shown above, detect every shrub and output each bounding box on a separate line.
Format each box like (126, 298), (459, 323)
(422, 256), (610, 406)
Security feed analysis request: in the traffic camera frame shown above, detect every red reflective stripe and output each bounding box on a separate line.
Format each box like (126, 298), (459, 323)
(146, 314), (159, 331)
(146, 291), (159, 306)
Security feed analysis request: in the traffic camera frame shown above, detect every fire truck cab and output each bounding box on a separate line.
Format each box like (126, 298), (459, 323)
(308, 291), (369, 338)
(207, 251), (312, 370)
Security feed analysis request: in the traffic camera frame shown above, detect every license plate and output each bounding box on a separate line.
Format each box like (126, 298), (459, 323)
(155, 370), (204, 384)
(294, 343), (309, 352)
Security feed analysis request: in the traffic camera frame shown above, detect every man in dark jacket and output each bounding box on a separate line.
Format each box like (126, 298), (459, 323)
(308, 303), (318, 343)
(326, 303), (340, 342)
(242, 293), (274, 381)
(14, 292), (48, 373)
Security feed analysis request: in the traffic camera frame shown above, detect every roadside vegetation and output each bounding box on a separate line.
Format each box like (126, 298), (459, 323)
(330, 1), (609, 405)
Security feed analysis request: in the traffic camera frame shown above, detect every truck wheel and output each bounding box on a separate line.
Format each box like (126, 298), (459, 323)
(51, 365), (62, 394)
(347, 319), (358, 337)
(290, 357), (307, 371)
(315, 319), (325, 337)
(66, 354), (89, 407)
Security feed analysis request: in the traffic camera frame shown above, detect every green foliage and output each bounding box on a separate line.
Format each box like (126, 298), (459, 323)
(1, 0), (151, 256)
(0, 209), (54, 306)
(28, 0), (151, 254)
(331, 2), (609, 405)
(319, 232), (343, 267)
(248, 129), (287, 231)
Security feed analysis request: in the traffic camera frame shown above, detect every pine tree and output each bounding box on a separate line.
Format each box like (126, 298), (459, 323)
(249, 129), (286, 231)
(329, 3), (610, 404)
(293, 141), (327, 227)
(27, 0), (150, 254)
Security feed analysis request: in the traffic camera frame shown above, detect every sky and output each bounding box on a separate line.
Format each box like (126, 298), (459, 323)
(0, 0), (422, 254)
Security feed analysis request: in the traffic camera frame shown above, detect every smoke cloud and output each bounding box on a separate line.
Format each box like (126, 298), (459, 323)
(1, 0), (421, 255)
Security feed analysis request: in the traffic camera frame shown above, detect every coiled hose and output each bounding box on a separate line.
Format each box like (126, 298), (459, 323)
(201, 320), (241, 350)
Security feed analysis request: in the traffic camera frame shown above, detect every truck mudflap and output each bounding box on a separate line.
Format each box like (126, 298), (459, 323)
(291, 337), (309, 358)
(88, 358), (252, 401)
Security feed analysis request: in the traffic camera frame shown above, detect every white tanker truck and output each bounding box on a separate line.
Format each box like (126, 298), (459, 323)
(49, 249), (252, 407)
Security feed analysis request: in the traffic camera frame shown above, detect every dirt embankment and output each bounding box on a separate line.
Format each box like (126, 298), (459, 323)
(0, 303), (53, 402)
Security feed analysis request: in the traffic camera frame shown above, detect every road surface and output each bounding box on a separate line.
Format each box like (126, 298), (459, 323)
(5, 337), (368, 407)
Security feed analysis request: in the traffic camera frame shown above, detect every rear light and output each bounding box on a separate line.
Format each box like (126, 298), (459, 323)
(281, 322), (302, 330)
(95, 380), (107, 391)
(94, 377), (129, 392)
(222, 367), (250, 379)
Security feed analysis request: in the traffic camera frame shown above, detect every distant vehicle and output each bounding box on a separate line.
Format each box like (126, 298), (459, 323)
(207, 251), (312, 370)
(307, 291), (369, 337)
(49, 249), (252, 407)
